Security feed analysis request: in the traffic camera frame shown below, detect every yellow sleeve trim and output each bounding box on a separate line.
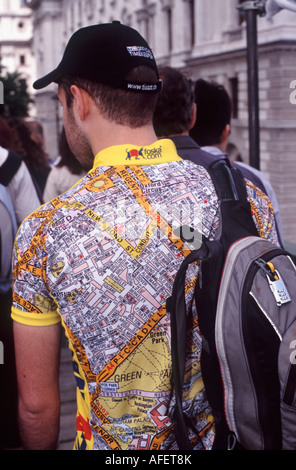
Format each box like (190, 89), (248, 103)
(11, 306), (61, 327)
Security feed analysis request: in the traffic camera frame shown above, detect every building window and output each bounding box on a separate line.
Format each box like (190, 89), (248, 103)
(143, 16), (149, 41)
(4, 0), (10, 12)
(238, 0), (246, 25)
(20, 54), (26, 65)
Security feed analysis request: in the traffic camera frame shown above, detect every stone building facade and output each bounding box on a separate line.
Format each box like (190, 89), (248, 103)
(25, 0), (296, 244)
(0, 0), (34, 95)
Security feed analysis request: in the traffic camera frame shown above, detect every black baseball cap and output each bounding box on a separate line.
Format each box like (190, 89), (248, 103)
(33, 21), (162, 93)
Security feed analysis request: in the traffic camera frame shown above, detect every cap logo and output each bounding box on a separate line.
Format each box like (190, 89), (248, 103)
(126, 83), (159, 91)
(127, 46), (154, 60)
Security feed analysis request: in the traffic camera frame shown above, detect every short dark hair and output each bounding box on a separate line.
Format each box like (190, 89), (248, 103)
(153, 66), (194, 136)
(0, 117), (13, 149)
(190, 79), (232, 147)
(60, 66), (159, 129)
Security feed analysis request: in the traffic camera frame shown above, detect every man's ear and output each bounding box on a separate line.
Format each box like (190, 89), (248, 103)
(222, 124), (231, 142)
(189, 103), (197, 131)
(70, 85), (90, 121)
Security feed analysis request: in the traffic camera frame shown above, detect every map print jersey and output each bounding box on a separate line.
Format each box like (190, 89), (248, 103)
(11, 140), (278, 450)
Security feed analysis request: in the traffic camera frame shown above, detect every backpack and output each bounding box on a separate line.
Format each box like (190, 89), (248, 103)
(0, 151), (21, 293)
(167, 158), (296, 450)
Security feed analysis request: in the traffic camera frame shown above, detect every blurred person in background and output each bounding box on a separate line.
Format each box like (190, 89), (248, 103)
(43, 127), (87, 202)
(190, 78), (284, 247)
(0, 116), (40, 450)
(153, 66), (216, 167)
(153, 68), (284, 247)
(8, 117), (51, 200)
(24, 118), (47, 154)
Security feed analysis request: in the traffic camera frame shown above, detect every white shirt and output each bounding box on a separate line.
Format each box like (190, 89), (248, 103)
(0, 146), (41, 225)
(43, 165), (86, 203)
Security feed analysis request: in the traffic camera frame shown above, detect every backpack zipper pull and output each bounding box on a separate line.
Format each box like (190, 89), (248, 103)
(255, 258), (277, 281)
(255, 258), (291, 307)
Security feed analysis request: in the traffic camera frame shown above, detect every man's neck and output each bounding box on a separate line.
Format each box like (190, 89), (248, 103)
(91, 120), (158, 155)
(202, 145), (226, 156)
(157, 131), (189, 139)
(203, 143), (227, 153)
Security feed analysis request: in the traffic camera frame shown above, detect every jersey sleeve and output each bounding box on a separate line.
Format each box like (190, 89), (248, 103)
(245, 180), (280, 246)
(11, 217), (60, 327)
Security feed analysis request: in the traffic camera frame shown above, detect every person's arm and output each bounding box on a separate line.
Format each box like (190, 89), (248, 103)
(13, 321), (61, 450)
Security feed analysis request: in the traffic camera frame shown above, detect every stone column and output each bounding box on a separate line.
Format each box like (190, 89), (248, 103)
(193, 0), (207, 47)
(30, 0), (63, 161)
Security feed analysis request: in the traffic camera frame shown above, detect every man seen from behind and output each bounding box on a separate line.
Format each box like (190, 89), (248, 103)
(11, 22), (279, 451)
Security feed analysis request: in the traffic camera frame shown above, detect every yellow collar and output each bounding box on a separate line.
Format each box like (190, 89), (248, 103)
(92, 139), (181, 168)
